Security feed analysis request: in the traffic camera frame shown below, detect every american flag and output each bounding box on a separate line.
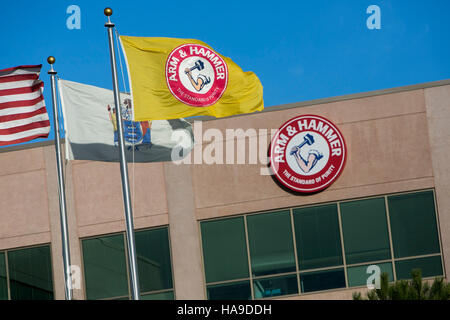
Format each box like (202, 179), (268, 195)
(0, 65), (50, 146)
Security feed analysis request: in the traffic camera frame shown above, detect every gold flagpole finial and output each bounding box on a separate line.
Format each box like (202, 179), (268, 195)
(47, 56), (56, 65)
(104, 7), (113, 16)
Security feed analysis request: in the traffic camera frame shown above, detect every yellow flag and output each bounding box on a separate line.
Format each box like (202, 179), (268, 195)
(120, 36), (264, 121)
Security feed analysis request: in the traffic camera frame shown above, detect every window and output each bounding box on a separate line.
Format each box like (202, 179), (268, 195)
(7, 245), (53, 300)
(300, 269), (346, 293)
(388, 191), (440, 258)
(135, 228), (173, 294)
(347, 262), (393, 287)
(253, 275), (298, 298)
(200, 190), (443, 299)
(340, 198), (391, 264)
(293, 204), (343, 269)
(395, 256), (443, 280)
(82, 227), (174, 300)
(82, 234), (128, 300)
(246, 211), (295, 276)
(201, 217), (249, 283)
(207, 281), (251, 300)
(0, 252), (7, 300)
(141, 291), (174, 300)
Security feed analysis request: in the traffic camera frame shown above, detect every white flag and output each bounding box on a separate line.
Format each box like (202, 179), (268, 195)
(58, 79), (193, 162)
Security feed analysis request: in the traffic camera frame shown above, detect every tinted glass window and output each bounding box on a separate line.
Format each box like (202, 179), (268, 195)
(347, 262), (393, 287)
(8, 246), (53, 300)
(82, 234), (128, 300)
(300, 269), (346, 293)
(293, 204), (343, 270)
(247, 211), (296, 276)
(135, 228), (173, 293)
(0, 252), (7, 300)
(207, 281), (251, 300)
(395, 256), (443, 280)
(340, 198), (391, 264)
(253, 275), (298, 298)
(141, 291), (174, 300)
(388, 191), (440, 258)
(201, 217), (249, 283)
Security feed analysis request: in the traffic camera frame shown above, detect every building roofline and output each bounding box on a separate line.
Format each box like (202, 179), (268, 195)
(1, 78), (449, 154)
(260, 78), (450, 114)
(0, 140), (57, 153)
(190, 78), (450, 122)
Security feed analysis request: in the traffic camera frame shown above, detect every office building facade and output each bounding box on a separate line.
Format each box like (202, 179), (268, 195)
(0, 80), (449, 300)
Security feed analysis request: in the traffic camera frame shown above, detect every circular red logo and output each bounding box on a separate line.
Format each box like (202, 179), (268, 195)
(165, 44), (228, 107)
(270, 115), (347, 193)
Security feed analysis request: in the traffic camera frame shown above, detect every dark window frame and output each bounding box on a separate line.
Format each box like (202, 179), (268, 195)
(199, 189), (444, 300)
(0, 243), (55, 300)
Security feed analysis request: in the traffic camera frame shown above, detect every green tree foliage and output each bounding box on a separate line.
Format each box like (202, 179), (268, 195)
(353, 269), (450, 300)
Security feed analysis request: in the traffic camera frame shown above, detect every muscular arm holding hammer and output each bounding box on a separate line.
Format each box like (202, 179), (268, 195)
(290, 133), (323, 173)
(185, 68), (205, 91)
(184, 60), (210, 92)
(291, 148), (322, 173)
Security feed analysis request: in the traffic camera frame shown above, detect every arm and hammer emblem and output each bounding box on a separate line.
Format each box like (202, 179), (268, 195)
(184, 59), (211, 92)
(290, 133), (323, 173)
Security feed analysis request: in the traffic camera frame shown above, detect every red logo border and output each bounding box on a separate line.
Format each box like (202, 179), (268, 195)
(165, 43), (229, 107)
(270, 114), (347, 193)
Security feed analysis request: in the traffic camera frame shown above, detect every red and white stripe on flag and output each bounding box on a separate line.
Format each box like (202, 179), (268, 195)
(0, 64), (50, 146)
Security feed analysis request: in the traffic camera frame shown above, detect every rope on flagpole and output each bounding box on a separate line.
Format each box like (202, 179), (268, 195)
(55, 75), (68, 169)
(115, 28), (128, 94)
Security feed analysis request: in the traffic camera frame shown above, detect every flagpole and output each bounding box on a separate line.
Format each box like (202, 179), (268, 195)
(104, 8), (141, 300)
(47, 56), (73, 300)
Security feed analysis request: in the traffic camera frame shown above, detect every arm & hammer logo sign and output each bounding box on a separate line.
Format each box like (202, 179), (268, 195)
(270, 115), (347, 193)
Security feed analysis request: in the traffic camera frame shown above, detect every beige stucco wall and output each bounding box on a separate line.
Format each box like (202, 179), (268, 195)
(424, 84), (450, 280)
(164, 162), (205, 299)
(0, 148), (51, 251)
(0, 147), (171, 299)
(0, 82), (449, 300)
(186, 87), (441, 300)
(191, 89), (433, 220)
(71, 161), (169, 238)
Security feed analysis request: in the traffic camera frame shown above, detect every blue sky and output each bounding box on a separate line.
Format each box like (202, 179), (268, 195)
(1, 0), (449, 146)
